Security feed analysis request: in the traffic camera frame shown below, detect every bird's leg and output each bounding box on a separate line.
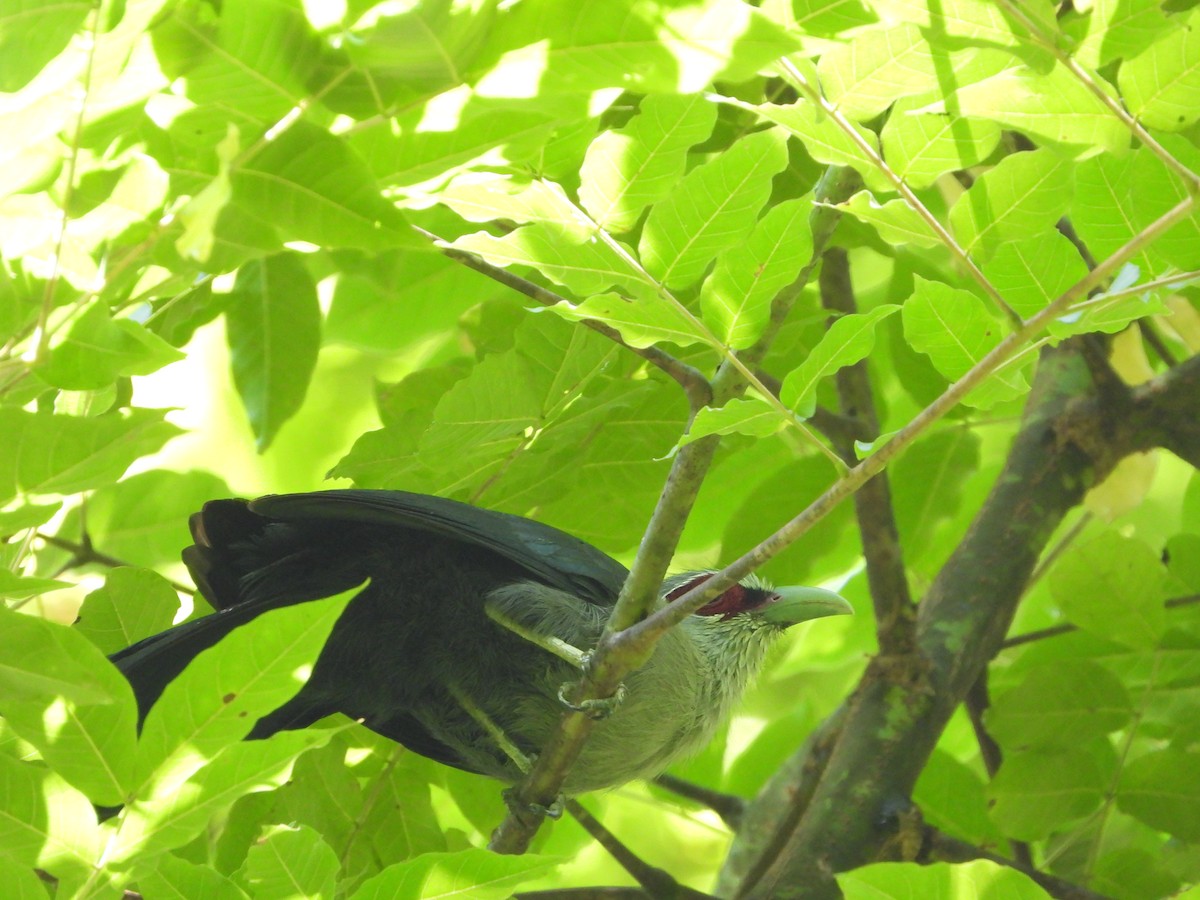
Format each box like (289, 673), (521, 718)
(484, 597), (626, 717)
(446, 682), (532, 774)
(446, 683), (565, 820)
(484, 599), (588, 668)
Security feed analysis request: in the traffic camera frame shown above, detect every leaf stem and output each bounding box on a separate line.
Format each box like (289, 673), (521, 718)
(769, 61), (1024, 329)
(995, 0), (1200, 193)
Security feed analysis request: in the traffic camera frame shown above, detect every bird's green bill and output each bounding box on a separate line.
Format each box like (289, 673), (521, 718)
(760, 586), (854, 626)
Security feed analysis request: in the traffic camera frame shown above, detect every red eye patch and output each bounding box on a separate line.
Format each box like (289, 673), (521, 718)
(665, 574), (751, 620)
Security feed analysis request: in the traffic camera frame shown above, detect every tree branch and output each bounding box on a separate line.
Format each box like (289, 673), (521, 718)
(922, 827), (1111, 900)
(415, 225), (713, 411)
(564, 800), (715, 899)
(654, 774), (746, 832)
(820, 246), (917, 657)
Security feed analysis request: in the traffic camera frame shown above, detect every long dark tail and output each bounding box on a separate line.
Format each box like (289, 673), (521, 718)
(111, 497), (355, 728)
(109, 603), (266, 725)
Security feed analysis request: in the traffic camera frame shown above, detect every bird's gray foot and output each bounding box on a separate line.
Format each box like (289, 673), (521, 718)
(557, 681), (627, 719)
(503, 787), (564, 821)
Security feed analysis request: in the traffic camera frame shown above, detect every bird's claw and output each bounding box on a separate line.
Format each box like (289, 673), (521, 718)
(557, 681), (627, 719)
(502, 787), (563, 821)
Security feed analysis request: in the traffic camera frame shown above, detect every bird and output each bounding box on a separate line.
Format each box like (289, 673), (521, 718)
(111, 490), (852, 795)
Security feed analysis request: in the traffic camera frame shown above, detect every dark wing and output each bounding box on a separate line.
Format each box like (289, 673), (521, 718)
(245, 490), (629, 605)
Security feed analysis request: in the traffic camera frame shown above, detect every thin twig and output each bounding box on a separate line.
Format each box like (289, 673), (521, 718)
(963, 675), (1033, 867)
(759, 67), (1024, 329)
(1002, 593), (1200, 650)
(35, 532), (196, 597)
(995, 0), (1200, 192)
(923, 827), (1111, 900)
(565, 799), (715, 899)
(414, 225), (713, 411)
(654, 774), (746, 832)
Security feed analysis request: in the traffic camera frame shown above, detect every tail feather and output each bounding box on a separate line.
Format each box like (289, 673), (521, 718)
(109, 603), (262, 724)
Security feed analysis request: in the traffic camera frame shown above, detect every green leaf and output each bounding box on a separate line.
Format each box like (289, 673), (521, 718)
(325, 249), (496, 354)
(1073, 0), (1172, 68)
(1050, 288), (1171, 340)
(0, 408), (181, 502)
(949, 148), (1074, 260)
(640, 128), (789, 290)
(350, 848), (559, 900)
(439, 173), (593, 240)
(890, 429), (981, 570)
(233, 122), (414, 251)
(1118, 748), (1200, 840)
(1128, 137), (1200, 272)
(416, 316), (620, 487)
(900, 277), (1026, 408)
(931, 64), (1127, 156)
(678, 397), (787, 450)
(241, 824), (340, 900)
(0, 0), (89, 92)
(472, 0), (800, 96)
(115, 728), (337, 865)
(989, 748), (1105, 841)
(840, 860), (1051, 899)
(37, 301), (184, 390)
(1068, 151), (1157, 277)
(549, 292), (708, 349)
(1118, 8), (1200, 132)
(982, 232), (1090, 320)
(701, 195), (815, 349)
(133, 852), (249, 900)
(448, 223), (643, 298)
(0, 607), (138, 806)
(987, 660), (1134, 750)
(881, 100), (1002, 189)
(351, 100), (557, 192)
(1049, 531), (1167, 650)
(0, 500), (59, 534)
(830, 191), (941, 248)
(728, 95), (886, 190)
(0, 755), (99, 879)
(870, 0), (1042, 46)
(817, 23), (948, 121)
(329, 364), (468, 488)
(913, 749), (1004, 848)
(0, 855), (55, 900)
(226, 253), (321, 451)
(790, 0), (877, 36)
(134, 584), (362, 795)
(0, 570), (69, 600)
(342, 0), (496, 94)
(781, 305), (900, 416)
(579, 93), (718, 233)
(75, 568), (181, 656)
(156, 0), (321, 121)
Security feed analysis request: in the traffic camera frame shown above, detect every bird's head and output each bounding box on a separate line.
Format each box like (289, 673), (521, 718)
(653, 571), (853, 732)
